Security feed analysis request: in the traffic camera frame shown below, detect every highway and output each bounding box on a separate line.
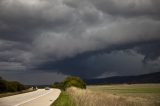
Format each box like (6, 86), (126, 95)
(0, 89), (61, 106)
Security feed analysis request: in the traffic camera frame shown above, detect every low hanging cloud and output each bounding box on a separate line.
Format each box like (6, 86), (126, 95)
(0, 0), (160, 82)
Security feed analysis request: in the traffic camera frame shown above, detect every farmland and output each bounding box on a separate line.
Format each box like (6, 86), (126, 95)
(87, 84), (160, 106)
(54, 84), (160, 106)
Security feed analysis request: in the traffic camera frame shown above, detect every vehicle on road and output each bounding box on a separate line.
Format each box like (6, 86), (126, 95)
(45, 87), (50, 90)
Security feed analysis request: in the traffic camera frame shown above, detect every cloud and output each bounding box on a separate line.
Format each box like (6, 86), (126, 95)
(0, 0), (160, 83)
(135, 41), (160, 63)
(90, 0), (160, 18)
(36, 49), (160, 78)
(0, 70), (66, 85)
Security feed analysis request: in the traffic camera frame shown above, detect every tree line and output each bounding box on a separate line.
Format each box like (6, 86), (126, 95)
(0, 77), (27, 93)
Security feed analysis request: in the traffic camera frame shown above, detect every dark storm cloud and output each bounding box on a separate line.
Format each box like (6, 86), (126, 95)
(36, 40), (160, 78)
(135, 41), (160, 63)
(0, 0), (75, 42)
(90, 0), (160, 18)
(0, 70), (66, 85)
(0, 0), (160, 83)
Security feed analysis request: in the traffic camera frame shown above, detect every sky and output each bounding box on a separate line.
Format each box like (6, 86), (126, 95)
(0, 0), (160, 85)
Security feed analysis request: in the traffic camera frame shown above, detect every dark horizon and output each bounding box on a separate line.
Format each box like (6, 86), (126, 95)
(0, 0), (160, 85)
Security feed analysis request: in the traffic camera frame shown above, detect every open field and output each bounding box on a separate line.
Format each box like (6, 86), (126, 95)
(87, 84), (160, 105)
(67, 87), (158, 106)
(51, 84), (160, 106)
(55, 84), (159, 106)
(88, 84), (160, 102)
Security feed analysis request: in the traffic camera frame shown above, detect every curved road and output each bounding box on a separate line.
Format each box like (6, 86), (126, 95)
(0, 89), (61, 106)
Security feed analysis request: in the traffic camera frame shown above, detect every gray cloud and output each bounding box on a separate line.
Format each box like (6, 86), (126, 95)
(36, 49), (160, 78)
(0, 70), (66, 85)
(90, 0), (160, 18)
(135, 41), (160, 63)
(0, 0), (160, 84)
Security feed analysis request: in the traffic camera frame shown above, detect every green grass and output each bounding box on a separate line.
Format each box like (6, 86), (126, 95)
(87, 84), (160, 94)
(88, 84), (160, 93)
(51, 91), (74, 106)
(87, 84), (160, 103)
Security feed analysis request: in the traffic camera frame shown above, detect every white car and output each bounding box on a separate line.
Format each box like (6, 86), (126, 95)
(45, 87), (50, 90)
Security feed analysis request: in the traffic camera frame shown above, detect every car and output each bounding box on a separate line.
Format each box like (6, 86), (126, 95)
(45, 87), (50, 90)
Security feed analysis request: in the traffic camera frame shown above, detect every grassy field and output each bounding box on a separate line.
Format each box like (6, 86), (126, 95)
(88, 84), (160, 102)
(51, 84), (160, 106)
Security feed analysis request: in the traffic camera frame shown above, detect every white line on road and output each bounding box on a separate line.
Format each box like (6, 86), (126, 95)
(14, 89), (53, 106)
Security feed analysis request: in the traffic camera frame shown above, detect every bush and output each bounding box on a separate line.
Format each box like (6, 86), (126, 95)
(51, 76), (86, 90)
(63, 77), (86, 90)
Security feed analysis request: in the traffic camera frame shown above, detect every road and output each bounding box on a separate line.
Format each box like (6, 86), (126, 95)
(0, 89), (61, 106)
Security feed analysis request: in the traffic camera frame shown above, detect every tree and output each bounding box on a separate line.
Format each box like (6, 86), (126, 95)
(63, 76), (86, 90)
(0, 77), (26, 93)
(0, 79), (8, 92)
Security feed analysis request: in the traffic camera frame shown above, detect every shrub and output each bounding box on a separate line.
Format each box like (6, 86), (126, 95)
(63, 77), (86, 90)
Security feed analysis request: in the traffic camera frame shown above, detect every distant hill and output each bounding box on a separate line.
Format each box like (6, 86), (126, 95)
(84, 72), (160, 85)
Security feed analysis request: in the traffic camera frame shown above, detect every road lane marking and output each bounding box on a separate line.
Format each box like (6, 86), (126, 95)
(14, 89), (53, 106)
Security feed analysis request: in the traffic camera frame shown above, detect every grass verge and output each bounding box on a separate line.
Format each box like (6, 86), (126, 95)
(51, 91), (74, 106)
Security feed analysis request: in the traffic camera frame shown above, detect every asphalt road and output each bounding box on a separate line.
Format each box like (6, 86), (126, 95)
(0, 89), (61, 106)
